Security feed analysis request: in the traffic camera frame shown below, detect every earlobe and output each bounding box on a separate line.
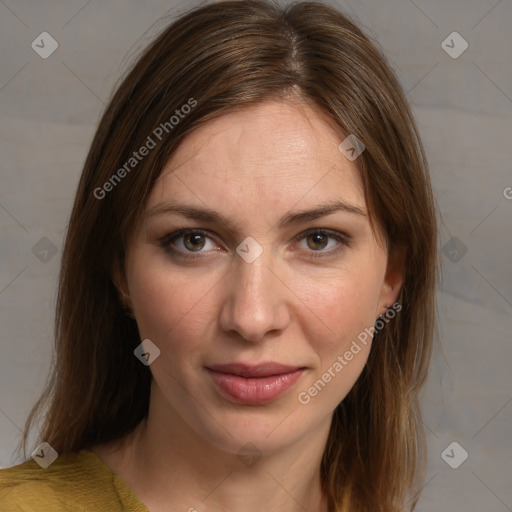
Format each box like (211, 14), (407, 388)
(112, 277), (129, 300)
(377, 244), (406, 317)
(111, 258), (135, 318)
(111, 254), (128, 293)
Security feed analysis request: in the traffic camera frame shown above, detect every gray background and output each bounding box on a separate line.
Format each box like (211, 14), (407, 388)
(1, 0), (511, 510)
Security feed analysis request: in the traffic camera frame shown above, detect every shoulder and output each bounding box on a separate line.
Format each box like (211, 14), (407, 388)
(0, 450), (138, 511)
(0, 452), (87, 511)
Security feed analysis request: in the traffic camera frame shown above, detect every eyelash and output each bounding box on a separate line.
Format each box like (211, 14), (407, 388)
(159, 228), (351, 260)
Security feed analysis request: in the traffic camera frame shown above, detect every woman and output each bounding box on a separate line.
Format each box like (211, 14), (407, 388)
(0, 1), (438, 511)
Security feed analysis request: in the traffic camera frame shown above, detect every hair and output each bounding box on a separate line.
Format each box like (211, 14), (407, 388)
(21, 1), (438, 511)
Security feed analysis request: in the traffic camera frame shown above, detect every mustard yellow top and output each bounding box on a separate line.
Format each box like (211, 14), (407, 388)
(0, 450), (148, 511)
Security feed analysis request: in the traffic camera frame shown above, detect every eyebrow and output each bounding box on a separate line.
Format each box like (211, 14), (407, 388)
(145, 200), (366, 232)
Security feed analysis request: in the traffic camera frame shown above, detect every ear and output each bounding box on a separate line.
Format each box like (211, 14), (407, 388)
(377, 243), (406, 317)
(111, 255), (130, 300)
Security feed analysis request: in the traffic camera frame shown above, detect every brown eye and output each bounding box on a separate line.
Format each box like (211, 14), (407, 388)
(183, 233), (206, 251)
(160, 229), (219, 258)
(306, 232), (329, 250)
(294, 229), (350, 259)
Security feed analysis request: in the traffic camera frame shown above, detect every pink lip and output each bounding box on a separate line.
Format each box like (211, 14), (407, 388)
(206, 362), (306, 404)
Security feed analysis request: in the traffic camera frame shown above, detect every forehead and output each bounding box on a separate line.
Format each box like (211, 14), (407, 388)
(146, 99), (365, 216)
(167, 100), (341, 167)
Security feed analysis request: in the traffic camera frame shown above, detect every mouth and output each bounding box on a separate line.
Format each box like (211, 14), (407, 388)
(205, 362), (307, 404)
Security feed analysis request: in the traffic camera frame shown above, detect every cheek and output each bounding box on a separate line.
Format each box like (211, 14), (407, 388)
(126, 235), (386, 366)
(296, 259), (385, 357)
(126, 248), (218, 351)
(294, 277), (378, 408)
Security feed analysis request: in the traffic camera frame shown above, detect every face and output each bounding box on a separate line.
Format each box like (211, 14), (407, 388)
(118, 99), (403, 457)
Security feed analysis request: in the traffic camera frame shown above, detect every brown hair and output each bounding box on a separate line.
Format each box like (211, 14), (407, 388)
(22, 1), (438, 510)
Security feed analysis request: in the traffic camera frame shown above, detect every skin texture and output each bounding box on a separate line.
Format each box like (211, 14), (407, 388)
(93, 99), (404, 512)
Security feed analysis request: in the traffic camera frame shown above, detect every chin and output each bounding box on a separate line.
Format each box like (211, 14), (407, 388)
(190, 400), (318, 458)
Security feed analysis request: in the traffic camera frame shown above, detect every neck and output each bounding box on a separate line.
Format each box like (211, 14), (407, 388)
(96, 390), (333, 512)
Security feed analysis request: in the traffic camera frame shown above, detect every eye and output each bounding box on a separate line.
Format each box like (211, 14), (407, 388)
(294, 229), (350, 258)
(159, 227), (350, 261)
(159, 229), (220, 258)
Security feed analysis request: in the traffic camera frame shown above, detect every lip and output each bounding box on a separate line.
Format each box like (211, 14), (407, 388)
(206, 362), (306, 404)
(207, 362), (303, 378)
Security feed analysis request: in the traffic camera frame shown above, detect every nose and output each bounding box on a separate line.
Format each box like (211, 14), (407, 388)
(218, 250), (291, 342)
